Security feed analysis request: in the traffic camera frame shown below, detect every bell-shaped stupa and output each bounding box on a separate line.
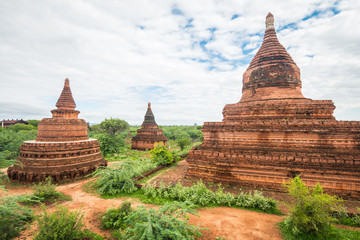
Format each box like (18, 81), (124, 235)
(186, 13), (360, 199)
(131, 102), (167, 150)
(8, 78), (107, 182)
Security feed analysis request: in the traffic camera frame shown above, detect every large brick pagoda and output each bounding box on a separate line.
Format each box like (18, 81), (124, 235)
(7, 78), (107, 182)
(186, 13), (360, 199)
(131, 102), (167, 150)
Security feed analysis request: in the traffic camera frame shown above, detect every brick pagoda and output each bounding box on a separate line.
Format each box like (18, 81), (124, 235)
(131, 102), (167, 150)
(186, 13), (360, 199)
(7, 78), (107, 182)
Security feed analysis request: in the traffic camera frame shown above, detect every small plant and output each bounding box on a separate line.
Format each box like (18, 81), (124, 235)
(123, 201), (202, 240)
(34, 205), (85, 240)
(19, 177), (70, 205)
(32, 177), (61, 200)
(335, 207), (360, 227)
(0, 195), (34, 240)
(101, 201), (132, 229)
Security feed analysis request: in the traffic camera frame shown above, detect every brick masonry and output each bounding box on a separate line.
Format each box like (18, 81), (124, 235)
(7, 78), (107, 182)
(131, 102), (168, 150)
(186, 13), (360, 199)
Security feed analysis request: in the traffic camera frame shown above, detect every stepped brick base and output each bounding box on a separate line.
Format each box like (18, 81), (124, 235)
(7, 139), (107, 182)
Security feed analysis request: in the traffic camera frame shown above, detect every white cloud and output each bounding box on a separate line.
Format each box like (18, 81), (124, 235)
(0, 0), (359, 125)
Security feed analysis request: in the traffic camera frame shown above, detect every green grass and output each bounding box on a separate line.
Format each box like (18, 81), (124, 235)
(278, 221), (360, 240)
(106, 148), (149, 162)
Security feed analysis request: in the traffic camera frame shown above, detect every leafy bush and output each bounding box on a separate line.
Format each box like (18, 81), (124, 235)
(92, 158), (157, 196)
(123, 201), (202, 240)
(92, 161), (140, 195)
(149, 144), (177, 165)
(0, 195), (34, 240)
(34, 205), (85, 240)
(32, 177), (61, 200)
(282, 176), (343, 236)
(101, 201), (132, 229)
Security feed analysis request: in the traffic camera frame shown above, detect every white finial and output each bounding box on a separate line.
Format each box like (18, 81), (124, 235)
(266, 12), (274, 30)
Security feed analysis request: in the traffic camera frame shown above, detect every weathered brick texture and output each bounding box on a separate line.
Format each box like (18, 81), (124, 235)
(186, 13), (360, 199)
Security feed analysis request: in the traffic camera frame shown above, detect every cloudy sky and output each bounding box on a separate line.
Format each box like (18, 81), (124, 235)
(1, 0), (360, 125)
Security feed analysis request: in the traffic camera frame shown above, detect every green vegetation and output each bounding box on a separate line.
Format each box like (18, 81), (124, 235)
(101, 201), (132, 230)
(0, 123), (37, 168)
(102, 201), (203, 240)
(20, 177), (71, 205)
(150, 143), (180, 165)
(92, 159), (157, 195)
(89, 118), (130, 156)
(279, 176), (360, 239)
(35, 205), (104, 240)
(0, 195), (34, 240)
(92, 118), (130, 136)
(142, 181), (279, 213)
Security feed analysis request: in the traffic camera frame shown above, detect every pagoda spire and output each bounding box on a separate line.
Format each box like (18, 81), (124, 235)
(142, 102), (157, 126)
(240, 13), (304, 102)
(55, 78), (76, 110)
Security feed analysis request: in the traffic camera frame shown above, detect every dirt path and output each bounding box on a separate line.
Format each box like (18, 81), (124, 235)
(1, 176), (284, 240)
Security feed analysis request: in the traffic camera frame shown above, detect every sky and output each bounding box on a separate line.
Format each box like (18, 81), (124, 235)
(1, 0), (360, 125)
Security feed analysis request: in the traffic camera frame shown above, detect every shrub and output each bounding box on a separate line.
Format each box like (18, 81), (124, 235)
(34, 205), (85, 240)
(92, 161), (140, 195)
(282, 176), (343, 236)
(149, 144), (175, 165)
(0, 196), (34, 240)
(123, 201), (202, 240)
(32, 177), (61, 200)
(142, 181), (279, 212)
(101, 201), (132, 229)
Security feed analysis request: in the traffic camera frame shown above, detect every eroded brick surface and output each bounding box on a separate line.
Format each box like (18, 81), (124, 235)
(7, 78), (107, 182)
(186, 13), (360, 199)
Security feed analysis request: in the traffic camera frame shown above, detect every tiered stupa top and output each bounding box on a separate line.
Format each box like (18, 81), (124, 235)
(240, 12), (304, 102)
(36, 79), (88, 142)
(142, 102), (158, 128)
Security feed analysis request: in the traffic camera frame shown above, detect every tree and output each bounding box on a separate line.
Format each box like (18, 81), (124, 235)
(27, 120), (40, 128)
(177, 137), (191, 150)
(95, 133), (124, 156)
(97, 118), (129, 136)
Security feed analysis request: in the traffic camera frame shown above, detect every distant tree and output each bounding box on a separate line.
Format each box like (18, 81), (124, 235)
(97, 118), (129, 136)
(95, 133), (125, 156)
(10, 123), (36, 132)
(27, 120), (40, 128)
(177, 137), (192, 150)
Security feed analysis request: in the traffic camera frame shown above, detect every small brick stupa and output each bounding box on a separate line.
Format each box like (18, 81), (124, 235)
(131, 102), (167, 150)
(186, 13), (360, 199)
(7, 78), (107, 182)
